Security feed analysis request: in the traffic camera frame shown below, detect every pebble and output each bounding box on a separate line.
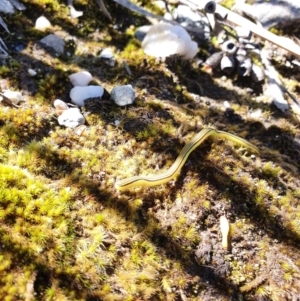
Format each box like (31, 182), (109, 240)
(58, 108), (85, 128)
(28, 69), (37, 76)
(69, 71), (93, 86)
(0, 90), (24, 105)
(110, 85), (135, 106)
(35, 16), (52, 32)
(223, 101), (231, 109)
(40, 34), (65, 54)
(99, 48), (116, 66)
(70, 85), (106, 107)
(142, 23), (198, 60)
(54, 99), (69, 115)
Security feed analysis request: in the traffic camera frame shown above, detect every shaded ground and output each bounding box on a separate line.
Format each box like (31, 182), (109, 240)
(0, 1), (300, 300)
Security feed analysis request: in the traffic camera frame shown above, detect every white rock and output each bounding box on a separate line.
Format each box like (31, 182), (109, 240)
(142, 23), (198, 59)
(58, 108), (85, 128)
(28, 68), (37, 76)
(69, 71), (93, 86)
(223, 101), (231, 109)
(70, 85), (105, 107)
(40, 34), (65, 54)
(0, 90), (23, 105)
(99, 48), (116, 66)
(54, 99), (69, 111)
(35, 16), (51, 32)
(111, 85), (135, 106)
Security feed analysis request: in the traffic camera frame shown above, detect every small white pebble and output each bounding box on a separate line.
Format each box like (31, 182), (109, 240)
(114, 120), (120, 126)
(70, 85), (105, 107)
(58, 108), (85, 128)
(69, 71), (93, 87)
(54, 99), (69, 110)
(223, 101), (231, 109)
(28, 68), (37, 76)
(35, 16), (52, 32)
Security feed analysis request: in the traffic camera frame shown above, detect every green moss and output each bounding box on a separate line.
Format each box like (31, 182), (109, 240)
(220, 0), (236, 9)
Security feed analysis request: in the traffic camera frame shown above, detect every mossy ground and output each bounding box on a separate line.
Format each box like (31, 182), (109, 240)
(1, 1), (300, 300)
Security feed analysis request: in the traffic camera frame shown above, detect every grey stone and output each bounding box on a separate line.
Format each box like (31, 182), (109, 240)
(40, 34), (65, 54)
(111, 85), (135, 106)
(58, 108), (85, 128)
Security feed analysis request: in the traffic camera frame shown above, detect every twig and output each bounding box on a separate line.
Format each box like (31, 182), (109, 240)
(95, 0), (112, 21)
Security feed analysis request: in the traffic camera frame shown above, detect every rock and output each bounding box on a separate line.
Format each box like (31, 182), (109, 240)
(70, 85), (107, 107)
(54, 99), (69, 115)
(27, 68), (37, 76)
(142, 23), (198, 59)
(69, 71), (93, 86)
(40, 34), (65, 54)
(58, 108), (85, 128)
(35, 16), (51, 31)
(0, 89), (24, 105)
(111, 85), (135, 106)
(99, 48), (116, 66)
